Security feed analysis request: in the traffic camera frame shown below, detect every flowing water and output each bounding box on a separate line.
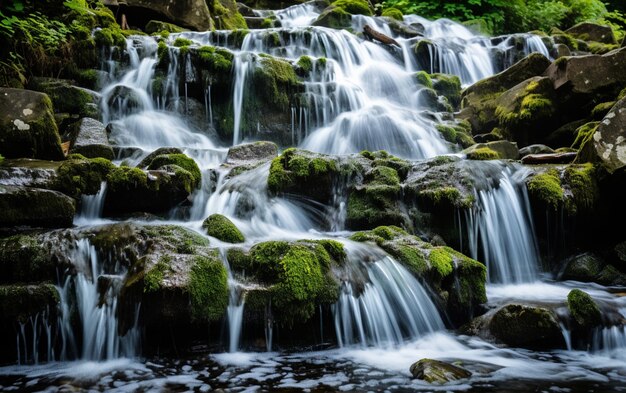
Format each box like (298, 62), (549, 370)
(2, 2), (626, 391)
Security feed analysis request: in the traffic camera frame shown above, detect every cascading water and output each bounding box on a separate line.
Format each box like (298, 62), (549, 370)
(57, 239), (140, 360)
(334, 245), (444, 348)
(465, 164), (540, 284)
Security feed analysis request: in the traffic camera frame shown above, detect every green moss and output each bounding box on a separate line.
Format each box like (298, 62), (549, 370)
(297, 55), (313, 74)
(197, 46), (234, 74)
(144, 255), (171, 293)
(331, 0), (372, 15)
(466, 147), (500, 160)
(591, 101), (616, 118)
(173, 37), (193, 47)
(188, 255), (228, 321)
(436, 124), (457, 143)
(431, 73), (462, 108)
(567, 289), (602, 328)
(212, 0), (248, 30)
(428, 247), (454, 278)
(55, 156), (114, 198)
(261, 18), (274, 28)
(267, 149), (338, 195)
(93, 27), (126, 47)
(268, 155), (291, 193)
(106, 166), (148, 193)
(497, 94), (554, 127)
(587, 41), (618, 54)
(527, 170), (563, 210)
(419, 186), (472, 208)
(229, 29), (250, 47)
(571, 122), (599, 150)
(563, 163), (597, 214)
(369, 166), (400, 186)
(313, 239), (346, 264)
(416, 71), (433, 88)
(146, 153), (201, 189)
(0, 155), (4, 165)
(143, 225), (210, 253)
(157, 41), (169, 66)
(0, 284), (60, 323)
(202, 214), (245, 243)
(254, 56), (300, 110)
(381, 7), (403, 21)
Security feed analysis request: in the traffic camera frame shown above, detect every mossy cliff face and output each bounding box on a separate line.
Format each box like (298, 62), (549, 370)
(227, 239), (343, 327)
(349, 226), (487, 326)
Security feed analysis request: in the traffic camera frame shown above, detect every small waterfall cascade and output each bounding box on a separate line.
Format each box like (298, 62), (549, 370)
(15, 308), (56, 365)
(57, 239), (140, 360)
(227, 285), (245, 353)
(593, 324), (626, 360)
(333, 244), (444, 348)
(75, 182), (107, 224)
(465, 164), (540, 284)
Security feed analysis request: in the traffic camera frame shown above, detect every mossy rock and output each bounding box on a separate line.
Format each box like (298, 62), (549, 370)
(146, 153), (202, 189)
(94, 26), (126, 48)
(488, 303), (565, 350)
(188, 255), (229, 321)
(435, 122), (475, 148)
(431, 73), (461, 109)
(0, 88), (64, 161)
(228, 240), (342, 326)
(0, 284), (60, 323)
(410, 358), (471, 383)
(253, 55), (300, 110)
(560, 253), (604, 282)
(212, 0), (248, 30)
(193, 45), (234, 75)
(202, 214), (245, 243)
(268, 148), (341, 204)
(54, 155), (114, 199)
(0, 185), (76, 228)
(28, 78), (97, 118)
(381, 7), (403, 21)
(145, 20), (186, 35)
(567, 289), (602, 328)
(349, 226), (487, 325)
(465, 146), (500, 160)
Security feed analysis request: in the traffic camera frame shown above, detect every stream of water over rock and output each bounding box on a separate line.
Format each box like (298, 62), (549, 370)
(1, 2), (626, 392)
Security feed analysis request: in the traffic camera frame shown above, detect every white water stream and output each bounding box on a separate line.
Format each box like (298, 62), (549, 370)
(4, 2), (625, 391)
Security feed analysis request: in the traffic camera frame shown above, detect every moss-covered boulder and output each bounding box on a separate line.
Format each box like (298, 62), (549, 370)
(350, 226), (487, 325)
(0, 88), (64, 161)
(565, 22), (616, 45)
(0, 185), (75, 228)
(188, 255), (229, 321)
(146, 153), (202, 189)
(488, 303), (565, 350)
(53, 155), (114, 199)
(435, 121), (475, 148)
(313, 0), (372, 28)
(68, 118), (114, 160)
(227, 240), (342, 326)
(576, 96), (626, 174)
(137, 147), (184, 169)
(28, 78), (98, 119)
(145, 20), (186, 35)
(459, 53), (551, 135)
(431, 73), (462, 109)
(525, 163), (598, 215)
(567, 289), (602, 329)
(103, 166), (196, 216)
(268, 148), (342, 203)
(409, 358), (471, 383)
(560, 253), (604, 282)
(211, 0), (248, 30)
(0, 284), (60, 323)
(125, 0), (214, 30)
(202, 214), (245, 243)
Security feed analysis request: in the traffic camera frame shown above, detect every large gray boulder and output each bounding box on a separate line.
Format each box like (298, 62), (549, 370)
(123, 0), (214, 31)
(69, 118), (114, 160)
(0, 185), (75, 228)
(566, 22), (616, 44)
(0, 88), (64, 160)
(577, 96), (626, 174)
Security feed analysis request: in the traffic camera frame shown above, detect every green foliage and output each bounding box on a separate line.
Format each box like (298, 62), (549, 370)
(381, 0), (609, 35)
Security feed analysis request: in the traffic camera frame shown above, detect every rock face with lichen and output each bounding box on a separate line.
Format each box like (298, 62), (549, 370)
(410, 358), (471, 383)
(0, 88), (64, 161)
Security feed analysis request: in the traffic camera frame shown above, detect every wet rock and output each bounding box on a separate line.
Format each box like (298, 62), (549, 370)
(521, 152), (577, 165)
(488, 303), (565, 350)
(124, 0), (214, 31)
(350, 226), (487, 326)
(567, 289), (602, 328)
(202, 214), (245, 243)
(410, 358), (471, 383)
(546, 47), (626, 96)
(0, 185), (75, 228)
(144, 20), (185, 34)
(137, 147), (183, 169)
(103, 166), (195, 216)
(0, 283), (60, 322)
(577, 96), (626, 174)
(224, 141), (278, 176)
(28, 78), (98, 118)
(559, 252), (604, 282)
(69, 118), (114, 160)
(0, 159), (61, 189)
(459, 53), (551, 135)
(519, 144), (555, 156)
(464, 140), (519, 160)
(566, 22), (616, 45)
(145, 153), (202, 189)
(0, 88), (64, 160)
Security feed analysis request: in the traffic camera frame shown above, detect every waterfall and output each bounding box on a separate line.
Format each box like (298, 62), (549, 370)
(57, 239), (140, 360)
(333, 245), (444, 348)
(15, 308), (56, 365)
(232, 54), (252, 146)
(75, 182), (107, 224)
(465, 165), (540, 284)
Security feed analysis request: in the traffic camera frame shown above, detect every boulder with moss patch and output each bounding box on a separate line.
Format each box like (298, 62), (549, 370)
(0, 284), (60, 323)
(202, 214), (245, 243)
(0, 185), (75, 228)
(565, 22), (616, 45)
(410, 358), (471, 383)
(124, 0), (214, 31)
(350, 226), (487, 325)
(227, 240), (342, 326)
(28, 78), (98, 119)
(223, 141), (278, 177)
(0, 88), (64, 161)
(313, 0), (372, 28)
(567, 289), (602, 329)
